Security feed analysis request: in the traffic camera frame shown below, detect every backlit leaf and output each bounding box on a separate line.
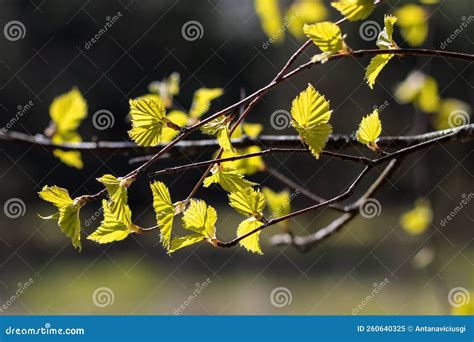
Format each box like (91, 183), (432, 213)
(148, 72), (180, 108)
(169, 233), (206, 253)
(97, 174), (131, 225)
(38, 185), (73, 208)
(291, 84), (332, 128)
(286, 0), (328, 39)
(376, 15), (398, 49)
(49, 87), (88, 133)
(203, 166), (257, 193)
(263, 187), (290, 219)
(128, 96), (168, 146)
(87, 200), (133, 244)
(182, 199), (217, 239)
(52, 131), (84, 169)
(229, 187), (266, 219)
(161, 110), (189, 142)
(417, 76), (440, 113)
(237, 217), (264, 254)
(365, 54), (394, 89)
(255, 0), (284, 43)
(150, 181), (175, 250)
(357, 109), (382, 150)
(189, 88), (223, 119)
(201, 115), (232, 151)
(293, 122), (332, 159)
(303, 22), (345, 54)
(331, 0), (375, 21)
(395, 4), (428, 47)
(400, 199), (433, 235)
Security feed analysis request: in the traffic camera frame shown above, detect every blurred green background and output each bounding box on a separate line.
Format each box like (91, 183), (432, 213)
(0, 0), (472, 315)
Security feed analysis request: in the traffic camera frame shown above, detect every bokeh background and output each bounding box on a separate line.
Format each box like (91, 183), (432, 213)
(0, 0), (472, 315)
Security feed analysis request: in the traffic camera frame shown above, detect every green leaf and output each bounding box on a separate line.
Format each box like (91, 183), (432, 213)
(293, 122), (332, 159)
(96, 174), (132, 225)
(255, 0), (284, 43)
(87, 200), (133, 244)
(291, 84), (332, 128)
(395, 4), (428, 47)
(189, 88), (223, 119)
(221, 146), (266, 176)
(150, 181), (175, 250)
(376, 15), (398, 49)
(400, 199), (432, 236)
(182, 199), (217, 239)
(38, 185), (74, 208)
(203, 166), (258, 193)
(365, 54), (394, 89)
(331, 0), (374, 21)
(228, 187), (265, 219)
(128, 96), (168, 146)
(303, 22), (345, 54)
(357, 109), (382, 150)
(286, 0), (328, 40)
(263, 187), (291, 218)
(169, 233), (206, 253)
(49, 87), (88, 133)
(161, 110), (189, 143)
(237, 217), (264, 254)
(201, 115), (233, 151)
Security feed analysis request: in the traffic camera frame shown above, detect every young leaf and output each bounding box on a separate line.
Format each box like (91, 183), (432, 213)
(38, 185), (83, 250)
(356, 109), (382, 151)
(395, 4), (428, 47)
(236, 217), (264, 255)
(87, 200), (134, 244)
(255, 0), (284, 43)
(331, 0), (375, 22)
(376, 15), (398, 49)
(182, 199), (217, 239)
(189, 88), (223, 119)
(49, 87), (88, 133)
(286, 0), (328, 40)
(293, 122), (332, 158)
(128, 96), (168, 146)
(169, 234), (206, 253)
(303, 22), (345, 54)
(365, 54), (394, 89)
(221, 146), (266, 176)
(96, 174), (132, 225)
(263, 187), (291, 219)
(203, 166), (257, 193)
(291, 84), (332, 128)
(150, 181), (175, 250)
(228, 187), (266, 219)
(290, 84), (333, 158)
(400, 199), (432, 236)
(201, 115), (233, 151)
(230, 122), (263, 139)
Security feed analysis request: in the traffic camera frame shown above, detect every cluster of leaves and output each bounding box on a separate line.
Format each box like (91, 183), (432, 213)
(394, 71), (471, 130)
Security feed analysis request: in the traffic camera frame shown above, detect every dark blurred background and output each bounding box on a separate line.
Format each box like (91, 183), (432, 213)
(0, 0), (472, 315)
